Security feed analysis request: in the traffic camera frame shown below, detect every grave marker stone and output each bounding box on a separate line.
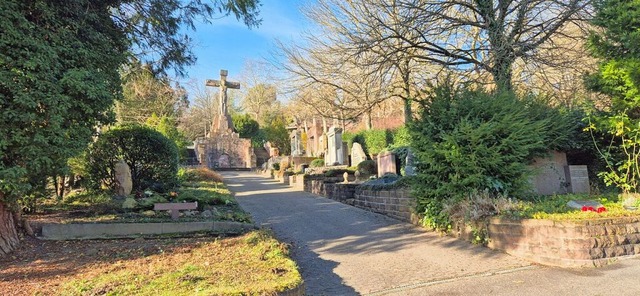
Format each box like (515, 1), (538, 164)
(350, 143), (368, 167)
(377, 151), (397, 177)
(565, 165), (590, 194)
(114, 160), (132, 198)
(154, 202), (198, 220)
(405, 149), (416, 176)
(325, 127), (344, 165)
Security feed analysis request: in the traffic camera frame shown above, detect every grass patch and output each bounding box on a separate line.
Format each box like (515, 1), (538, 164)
(58, 230), (302, 295)
(502, 194), (640, 221)
(30, 181), (251, 224)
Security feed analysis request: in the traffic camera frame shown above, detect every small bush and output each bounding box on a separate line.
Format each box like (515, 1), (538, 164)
(122, 198), (138, 210)
(177, 187), (229, 210)
(86, 124), (179, 192)
(357, 160), (377, 175)
(272, 162), (280, 171)
(391, 126), (412, 148)
(310, 159), (325, 168)
(178, 168), (224, 183)
(362, 129), (392, 155)
(137, 194), (169, 210)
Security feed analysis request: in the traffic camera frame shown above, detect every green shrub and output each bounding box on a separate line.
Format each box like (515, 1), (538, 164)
(362, 129), (392, 155)
(272, 162), (280, 171)
(391, 146), (411, 175)
(177, 187), (229, 210)
(342, 132), (360, 151)
(310, 159), (325, 168)
(86, 124), (179, 192)
(391, 126), (412, 148)
(409, 85), (574, 229)
(137, 194), (169, 210)
(356, 160), (377, 175)
(122, 198), (138, 210)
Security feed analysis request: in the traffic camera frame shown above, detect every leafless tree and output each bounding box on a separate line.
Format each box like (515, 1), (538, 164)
(285, 0), (590, 100)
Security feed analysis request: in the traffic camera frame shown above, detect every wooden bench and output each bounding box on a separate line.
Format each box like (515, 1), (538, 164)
(153, 202), (198, 220)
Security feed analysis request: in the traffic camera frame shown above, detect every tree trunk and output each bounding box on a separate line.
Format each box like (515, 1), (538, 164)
(403, 97), (412, 124)
(364, 111), (373, 130)
(57, 175), (66, 200)
(401, 59), (412, 124)
(0, 200), (20, 257)
(491, 57), (514, 93)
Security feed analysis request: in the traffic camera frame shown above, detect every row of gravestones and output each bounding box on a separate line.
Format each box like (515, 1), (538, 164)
(350, 147), (589, 195)
(349, 143), (416, 177)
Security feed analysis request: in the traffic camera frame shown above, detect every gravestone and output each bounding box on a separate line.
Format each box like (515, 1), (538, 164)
(528, 151), (569, 195)
(325, 127), (344, 165)
(404, 149), (416, 176)
(350, 143), (367, 167)
(306, 118), (325, 157)
(114, 160), (132, 197)
(290, 129), (304, 156)
(377, 151), (397, 177)
(564, 165), (590, 194)
(194, 70), (256, 169)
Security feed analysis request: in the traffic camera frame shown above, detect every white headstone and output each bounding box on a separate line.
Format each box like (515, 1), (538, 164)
(325, 126), (344, 165)
(351, 143), (367, 167)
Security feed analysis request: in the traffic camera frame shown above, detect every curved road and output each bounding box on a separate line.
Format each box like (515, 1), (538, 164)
(224, 172), (640, 295)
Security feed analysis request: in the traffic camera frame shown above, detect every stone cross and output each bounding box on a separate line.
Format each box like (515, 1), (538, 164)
(206, 69), (240, 116)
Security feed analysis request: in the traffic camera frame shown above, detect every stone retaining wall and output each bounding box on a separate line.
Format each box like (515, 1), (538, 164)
(353, 188), (416, 222)
(479, 217), (640, 267)
(302, 175), (418, 223)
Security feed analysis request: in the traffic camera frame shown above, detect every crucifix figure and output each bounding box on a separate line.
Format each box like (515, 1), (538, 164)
(206, 69), (240, 117)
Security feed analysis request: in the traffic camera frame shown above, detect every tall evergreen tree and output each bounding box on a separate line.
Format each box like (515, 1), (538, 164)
(0, 0), (260, 256)
(586, 0), (640, 192)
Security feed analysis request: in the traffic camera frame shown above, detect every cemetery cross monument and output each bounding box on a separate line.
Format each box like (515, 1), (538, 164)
(194, 69), (256, 169)
(206, 69), (240, 132)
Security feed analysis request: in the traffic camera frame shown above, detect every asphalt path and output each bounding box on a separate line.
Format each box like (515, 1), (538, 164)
(224, 172), (640, 295)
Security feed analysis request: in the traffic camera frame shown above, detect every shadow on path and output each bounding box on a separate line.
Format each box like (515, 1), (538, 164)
(224, 172), (529, 295)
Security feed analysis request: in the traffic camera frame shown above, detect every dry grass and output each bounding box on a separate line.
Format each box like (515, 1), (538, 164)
(180, 167), (225, 183)
(0, 231), (302, 296)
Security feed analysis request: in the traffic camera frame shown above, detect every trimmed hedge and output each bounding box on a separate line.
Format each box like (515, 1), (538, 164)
(343, 126), (411, 156)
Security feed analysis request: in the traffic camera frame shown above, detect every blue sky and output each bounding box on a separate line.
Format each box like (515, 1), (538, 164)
(179, 0), (313, 97)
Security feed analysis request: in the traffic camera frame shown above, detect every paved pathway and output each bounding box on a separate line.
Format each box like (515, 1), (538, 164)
(224, 172), (640, 295)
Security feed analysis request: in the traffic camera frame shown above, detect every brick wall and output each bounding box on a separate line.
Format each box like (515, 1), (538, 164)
(301, 175), (418, 223)
(353, 188), (417, 223)
(484, 217), (640, 267)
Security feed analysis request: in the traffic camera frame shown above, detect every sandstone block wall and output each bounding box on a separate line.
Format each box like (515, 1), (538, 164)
(487, 217), (640, 267)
